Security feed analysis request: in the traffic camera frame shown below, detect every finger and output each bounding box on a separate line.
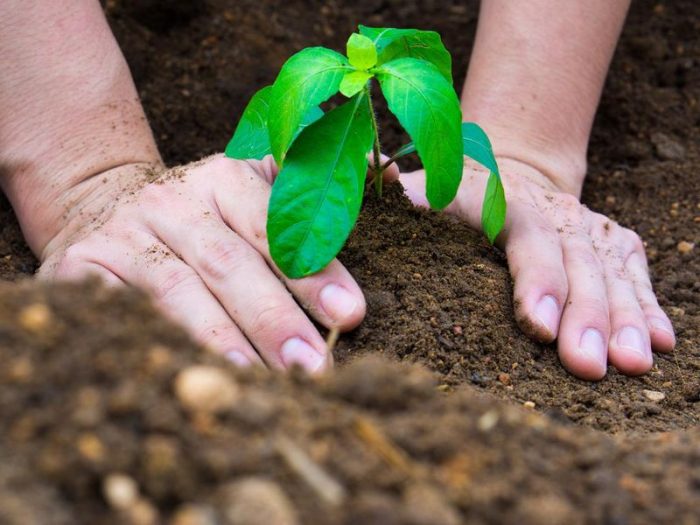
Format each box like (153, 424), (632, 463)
(590, 220), (652, 375)
(211, 157), (366, 331)
(557, 213), (611, 380)
(398, 170), (429, 208)
(42, 257), (123, 288)
(501, 201), (568, 343)
(73, 231), (263, 367)
(626, 251), (676, 352)
(242, 155), (279, 186)
(150, 214), (331, 374)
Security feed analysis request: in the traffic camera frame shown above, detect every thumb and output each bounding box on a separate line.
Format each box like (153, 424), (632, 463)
(398, 170), (429, 208)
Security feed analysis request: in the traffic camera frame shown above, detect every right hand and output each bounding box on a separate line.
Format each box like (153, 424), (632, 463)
(38, 154), (367, 373)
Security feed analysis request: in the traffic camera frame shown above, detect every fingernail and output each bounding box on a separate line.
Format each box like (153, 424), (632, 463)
(320, 284), (359, 322)
(649, 317), (674, 336)
(533, 295), (560, 336)
(578, 328), (607, 368)
(225, 351), (251, 367)
(616, 326), (648, 359)
(281, 337), (326, 373)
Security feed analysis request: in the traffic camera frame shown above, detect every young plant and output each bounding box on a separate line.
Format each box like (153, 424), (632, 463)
(225, 26), (506, 279)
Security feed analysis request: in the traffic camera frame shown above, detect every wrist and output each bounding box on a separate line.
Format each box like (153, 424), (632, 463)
(6, 159), (162, 261)
(484, 127), (588, 197)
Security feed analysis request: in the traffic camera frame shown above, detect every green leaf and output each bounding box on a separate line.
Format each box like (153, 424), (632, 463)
(225, 86), (273, 160)
(225, 87), (323, 160)
(461, 122), (498, 173)
(359, 25), (452, 82)
(482, 171), (506, 244)
(347, 33), (377, 70)
(269, 47), (352, 164)
(339, 70), (373, 98)
(267, 93), (374, 278)
(460, 122), (506, 243)
(376, 57), (463, 209)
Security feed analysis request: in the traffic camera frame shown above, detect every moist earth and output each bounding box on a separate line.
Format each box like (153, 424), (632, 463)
(0, 0), (698, 523)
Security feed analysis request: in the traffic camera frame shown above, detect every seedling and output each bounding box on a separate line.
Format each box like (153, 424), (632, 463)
(226, 26), (506, 278)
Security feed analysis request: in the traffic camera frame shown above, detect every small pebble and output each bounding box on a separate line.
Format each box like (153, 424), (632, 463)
(174, 366), (240, 413)
(669, 306), (686, 317)
(103, 473), (139, 510)
(18, 303), (53, 332)
(477, 411), (499, 432)
(8, 357), (34, 383)
(171, 504), (218, 525)
(677, 241), (695, 254)
(643, 390), (666, 402)
(219, 477), (298, 525)
(128, 498), (159, 525)
(77, 433), (105, 462)
(651, 132), (686, 161)
(497, 373), (512, 386)
(523, 401), (536, 409)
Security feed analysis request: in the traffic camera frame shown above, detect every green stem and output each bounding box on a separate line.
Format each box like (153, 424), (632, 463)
(380, 142), (416, 172)
(365, 85), (383, 196)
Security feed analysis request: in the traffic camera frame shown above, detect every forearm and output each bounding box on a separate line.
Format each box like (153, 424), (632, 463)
(462, 0), (630, 196)
(0, 1), (161, 256)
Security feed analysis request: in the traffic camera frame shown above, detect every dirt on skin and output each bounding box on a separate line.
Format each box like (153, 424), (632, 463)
(0, 0), (698, 523)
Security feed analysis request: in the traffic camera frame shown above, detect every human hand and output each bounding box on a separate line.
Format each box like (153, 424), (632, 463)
(397, 158), (676, 380)
(38, 155), (367, 373)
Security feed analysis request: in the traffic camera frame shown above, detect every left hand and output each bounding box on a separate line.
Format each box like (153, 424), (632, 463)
(396, 158), (675, 380)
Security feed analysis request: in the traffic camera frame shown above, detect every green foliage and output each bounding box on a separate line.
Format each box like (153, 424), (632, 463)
(460, 123), (506, 243)
(226, 26), (506, 278)
(225, 86), (323, 160)
(359, 25), (452, 82)
(375, 58), (463, 209)
(339, 71), (373, 98)
(346, 33), (377, 70)
(267, 94), (374, 278)
(268, 47), (352, 163)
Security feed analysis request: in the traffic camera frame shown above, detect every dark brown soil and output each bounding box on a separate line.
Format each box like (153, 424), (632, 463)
(0, 0), (698, 523)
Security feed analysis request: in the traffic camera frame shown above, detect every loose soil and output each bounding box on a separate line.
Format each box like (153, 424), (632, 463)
(0, 0), (698, 523)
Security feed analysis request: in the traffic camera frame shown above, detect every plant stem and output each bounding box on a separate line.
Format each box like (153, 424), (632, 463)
(365, 85), (383, 196)
(380, 141), (418, 172)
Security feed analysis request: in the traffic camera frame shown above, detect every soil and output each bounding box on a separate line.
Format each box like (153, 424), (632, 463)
(0, 0), (698, 523)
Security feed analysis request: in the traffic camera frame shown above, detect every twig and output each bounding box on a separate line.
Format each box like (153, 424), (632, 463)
(353, 416), (418, 477)
(275, 435), (347, 507)
(325, 326), (340, 354)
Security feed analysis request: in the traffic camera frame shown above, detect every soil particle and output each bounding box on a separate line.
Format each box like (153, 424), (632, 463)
(217, 477), (299, 525)
(174, 365), (240, 413)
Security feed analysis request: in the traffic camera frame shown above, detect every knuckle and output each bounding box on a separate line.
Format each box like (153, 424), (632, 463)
(152, 266), (200, 301)
(566, 239), (602, 269)
(196, 323), (244, 350)
(249, 216), (268, 245)
(138, 182), (170, 208)
(207, 153), (234, 174)
(623, 229), (645, 255)
(61, 243), (89, 264)
(197, 237), (260, 281)
(568, 298), (610, 327)
(555, 193), (583, 215)
(247, 301), (296, 341)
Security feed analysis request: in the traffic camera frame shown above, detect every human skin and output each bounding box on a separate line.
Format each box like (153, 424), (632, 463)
(0, 1), (674, 379)
(399, 0), (676, 380)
